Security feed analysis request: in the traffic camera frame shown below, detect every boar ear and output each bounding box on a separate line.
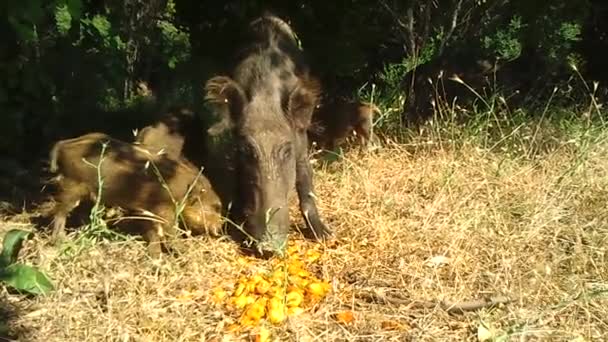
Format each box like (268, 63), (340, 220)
(204, 76), (246, 136)
(287, 77), (321, 130)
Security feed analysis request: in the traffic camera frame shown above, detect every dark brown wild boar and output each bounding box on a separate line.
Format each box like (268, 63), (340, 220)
(48, 132), (223, 257)
(403, 57), (501, 126)
(204, 14), (331, 254)
(309, 99), (380, 151)
(135, 106), (207, 167)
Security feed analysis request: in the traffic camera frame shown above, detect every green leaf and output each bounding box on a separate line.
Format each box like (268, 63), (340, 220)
(168, 56), (177, 69)
(55, 3), (72, 36)
(0, 229), (32, 267)
(91, 15), (111, 38)
(8, 18), (37, 43)
(0, 264), (54, 295)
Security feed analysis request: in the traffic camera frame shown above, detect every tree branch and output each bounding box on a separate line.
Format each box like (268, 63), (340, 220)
(355, 290), (512, 314)
(438, 0), (464, 56)
(379, 0), (417, 55)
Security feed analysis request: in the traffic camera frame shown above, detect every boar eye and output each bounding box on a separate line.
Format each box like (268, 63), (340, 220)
(278, 143), (293, 161)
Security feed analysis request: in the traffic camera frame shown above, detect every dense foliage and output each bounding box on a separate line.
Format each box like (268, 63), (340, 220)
(1, 0), (606, 162)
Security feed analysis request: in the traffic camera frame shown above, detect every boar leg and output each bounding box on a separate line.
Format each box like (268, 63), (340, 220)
(51, 180), (89, 242)
(294, 133), (333, 240)
(141, 222), (163, 259)
(354, 125), (371, 149)
(157, 206), (181, 255)
(358, 111), (374, 148)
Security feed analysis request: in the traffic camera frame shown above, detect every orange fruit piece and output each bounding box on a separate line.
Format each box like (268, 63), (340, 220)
(240, 315), (261, 327)
(333, 311), (355, 324)
(255, 279), (271, 295)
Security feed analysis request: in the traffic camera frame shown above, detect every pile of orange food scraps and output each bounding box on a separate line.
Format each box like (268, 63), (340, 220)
(212, 241), (332, 330)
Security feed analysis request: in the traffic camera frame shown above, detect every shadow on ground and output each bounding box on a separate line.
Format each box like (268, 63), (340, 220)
(0, 295), (30, 341)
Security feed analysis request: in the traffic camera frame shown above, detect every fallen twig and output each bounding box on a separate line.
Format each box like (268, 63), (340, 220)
(355, 290), (511, 314)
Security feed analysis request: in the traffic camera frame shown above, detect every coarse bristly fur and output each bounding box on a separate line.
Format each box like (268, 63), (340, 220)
(47, 132), (223, 258)
(309, 98), (380, 151)
(204, 13), (331, 253)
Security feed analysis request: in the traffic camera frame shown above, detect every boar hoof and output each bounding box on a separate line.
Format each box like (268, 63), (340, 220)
(50, 217), (68, 245)
(147, 242), (163, 259)
(311, 220), (333, 241)
(303, 211), (333, 241)
(51, 231), (67, 245)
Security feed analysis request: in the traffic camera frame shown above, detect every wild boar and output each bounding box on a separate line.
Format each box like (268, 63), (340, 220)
(134, 106), (207, 167)
(403, 57), (500, 126)
(309, 99), (380, 151)
(47, 132), (223, 257)
(204, 14), (332, 254)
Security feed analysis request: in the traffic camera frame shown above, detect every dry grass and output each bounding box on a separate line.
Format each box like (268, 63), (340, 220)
(2, 124), (608, 341)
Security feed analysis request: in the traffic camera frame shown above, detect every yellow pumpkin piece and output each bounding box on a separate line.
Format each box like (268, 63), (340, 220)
(251, 274), (265, 284)
(246, 282), (257, 293)
(288, 275), (303, 286)
(268, 285), (285, 298)
(244, 297), (267, 321)
(297, 277), (311, 288)
(270, 269), (285, 281)
(255, 279), (271, 295)
(287, 306), (305, 317)
(240, 315), (260, 327)
(267, 296), (284, 309)
(234, 283), (246, 297)
(211, 288), (227, 303)
(306, 282), (330, 297)
(305, 250), (321, 262)
(287, 266), (300, 276)
(265, 286), (277, 297)
(267, 300), (286, 324)
(253, 327), (271, 342)
(296, 269), (311, 278)
(233, 294), (252, 309)
(285, 291), (304, 307)
(271, 278), (285, 288)
(246, 275), (263, 292)
(287, 245), (299, 255)
(287, 263), (304, 275)
(286, 285), (303, 294)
